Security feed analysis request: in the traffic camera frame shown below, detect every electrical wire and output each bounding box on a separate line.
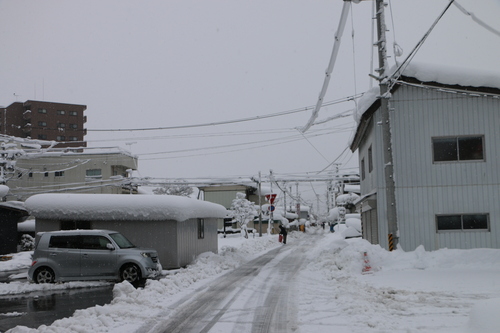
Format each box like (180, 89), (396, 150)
(453, 1), (500, 37)
(139, 130), (340, 161)
(87, 96), (360, 132)
(388, 0), (456, 87)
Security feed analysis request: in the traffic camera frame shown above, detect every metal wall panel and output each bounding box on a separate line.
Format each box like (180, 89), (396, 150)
(389, 85), (500, 250)
(176, 218), (219, 268)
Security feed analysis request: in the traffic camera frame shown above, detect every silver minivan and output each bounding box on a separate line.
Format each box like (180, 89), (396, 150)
(28, 230), (161, 284)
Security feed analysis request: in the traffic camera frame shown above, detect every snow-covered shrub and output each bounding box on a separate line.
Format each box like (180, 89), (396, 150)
(20, 234), (35, 251)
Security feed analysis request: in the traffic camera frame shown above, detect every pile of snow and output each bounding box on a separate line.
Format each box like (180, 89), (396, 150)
(25, 193), (228, 222)
(299, 235), (500, 333)
(336, 192), (360, 205)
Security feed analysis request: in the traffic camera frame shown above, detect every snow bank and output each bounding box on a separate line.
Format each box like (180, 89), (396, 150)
(300, 233), (500, 332)
(25, 193), (228, 222)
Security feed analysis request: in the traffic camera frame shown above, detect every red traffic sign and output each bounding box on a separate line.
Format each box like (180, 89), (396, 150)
(265, 193), (277, 204)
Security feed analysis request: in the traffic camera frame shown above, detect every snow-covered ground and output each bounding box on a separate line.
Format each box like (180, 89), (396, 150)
(1, 228), (499, 332)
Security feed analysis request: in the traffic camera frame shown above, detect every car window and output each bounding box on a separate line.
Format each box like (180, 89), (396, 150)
(81, 236), (112, 250)
(48, 235), (80, 249)
(109, 233), (136, 249)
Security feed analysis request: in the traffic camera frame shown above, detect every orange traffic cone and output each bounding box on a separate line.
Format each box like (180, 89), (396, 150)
(362, 251), (372, 274)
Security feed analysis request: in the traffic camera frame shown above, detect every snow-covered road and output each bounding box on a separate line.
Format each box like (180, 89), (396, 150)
(135, 235), (314, 333)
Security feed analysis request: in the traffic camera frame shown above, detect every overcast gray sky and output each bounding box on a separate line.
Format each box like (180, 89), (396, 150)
(1, 0), (499, 208)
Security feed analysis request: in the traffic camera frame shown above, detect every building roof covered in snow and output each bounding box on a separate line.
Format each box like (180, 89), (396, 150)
(350, 62), (500, 151)
(25, 193), (227, 222)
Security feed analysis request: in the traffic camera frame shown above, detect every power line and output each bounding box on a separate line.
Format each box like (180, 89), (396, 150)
(453, 1), (500, 37)
(87, 96), (362, 132)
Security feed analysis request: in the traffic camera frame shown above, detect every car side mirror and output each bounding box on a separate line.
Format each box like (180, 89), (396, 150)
(106, 243), (115, 250)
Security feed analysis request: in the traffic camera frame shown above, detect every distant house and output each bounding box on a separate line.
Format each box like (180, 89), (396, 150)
(198, 183), (263, 232)
(8, 145), (137, 201)
(25, 193), (227, 269)
(350, 63), (500, 251)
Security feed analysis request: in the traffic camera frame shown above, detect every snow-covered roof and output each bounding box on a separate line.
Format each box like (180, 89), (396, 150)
(353, 62), (500, 124)
(400, 62), (500, 90)
(0, 201), (28, 213)
(25, 193), (228, 222)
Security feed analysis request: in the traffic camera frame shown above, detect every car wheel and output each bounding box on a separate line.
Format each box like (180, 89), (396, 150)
(34, 267), (55, 284)
(120, 264), (141, 284)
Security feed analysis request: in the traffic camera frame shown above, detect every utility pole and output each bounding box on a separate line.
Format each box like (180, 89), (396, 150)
(283, 182), (287, 221)
(268, 169), (274, 234)
(258, 171), (262, 237)
(375, 0), (398, 250)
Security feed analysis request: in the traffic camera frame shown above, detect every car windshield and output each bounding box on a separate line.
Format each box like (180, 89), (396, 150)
(109, 233), (136, 249)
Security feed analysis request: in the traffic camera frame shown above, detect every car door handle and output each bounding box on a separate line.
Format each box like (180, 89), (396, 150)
(49, 253), (57, 256)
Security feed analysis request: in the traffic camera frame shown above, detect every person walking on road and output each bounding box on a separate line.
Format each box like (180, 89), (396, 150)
(279, 224), (288, 244)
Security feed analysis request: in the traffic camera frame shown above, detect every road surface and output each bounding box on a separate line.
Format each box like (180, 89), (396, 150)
(136, 233), (318, 333)
(0, 286), (114, 332)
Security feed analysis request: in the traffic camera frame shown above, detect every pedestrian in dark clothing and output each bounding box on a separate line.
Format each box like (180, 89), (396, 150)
(279, 224), (287, 244)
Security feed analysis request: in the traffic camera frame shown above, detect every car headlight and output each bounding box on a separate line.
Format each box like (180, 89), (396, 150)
(141, 252), (152, 258)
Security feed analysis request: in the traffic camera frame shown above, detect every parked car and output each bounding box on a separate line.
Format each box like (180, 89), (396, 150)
(28, 229), (161, 284)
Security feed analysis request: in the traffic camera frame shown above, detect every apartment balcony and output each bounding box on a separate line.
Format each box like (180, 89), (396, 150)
(22, 123), (32, 133)
(23, 110), (31, 121)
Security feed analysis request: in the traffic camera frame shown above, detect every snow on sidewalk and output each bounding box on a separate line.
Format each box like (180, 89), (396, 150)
(297, 233), (500, 333)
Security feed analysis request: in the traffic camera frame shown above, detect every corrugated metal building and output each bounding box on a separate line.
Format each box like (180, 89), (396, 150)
(350, 64), (500, 251)
(25, 194), (228, 269)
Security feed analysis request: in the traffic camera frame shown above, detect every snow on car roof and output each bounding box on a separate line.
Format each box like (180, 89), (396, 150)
(25, 193), (228, 222)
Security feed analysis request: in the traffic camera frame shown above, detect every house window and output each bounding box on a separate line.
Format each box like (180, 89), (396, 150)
(433, 136), (484, 162)
(69, 123), (78, 129)
(198, 218), (205, 239)
(60, 220), (91, 230)
(69, 136), (78, 141)
(361, 158), (365, 180)
(368, 145), (373, 173)
(56, 136), (66, 141)
(55, 171), (64, 177)
(38, 121), (47, 127)
(57, 110), (65, 115)
(436, 214), (489, 231)
(57, 123), (65, 128)
(44, 171), (48, 177)
(38, 108), (47, 114)
(69, 111), (78, 116)
(86, 169), (102, 179)
(38, 134), (47, 140)
(29, 172), (33, 178)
